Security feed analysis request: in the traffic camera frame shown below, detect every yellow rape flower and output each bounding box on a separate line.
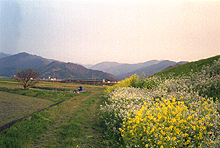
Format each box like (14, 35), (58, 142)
(119, 96), (219, 148)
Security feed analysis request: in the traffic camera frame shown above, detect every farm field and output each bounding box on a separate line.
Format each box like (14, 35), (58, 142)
(0, 79), (106, 147)
(0, 91), (52, 126)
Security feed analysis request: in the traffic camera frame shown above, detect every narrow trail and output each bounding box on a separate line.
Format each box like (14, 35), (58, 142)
(33, 89), (106, 148)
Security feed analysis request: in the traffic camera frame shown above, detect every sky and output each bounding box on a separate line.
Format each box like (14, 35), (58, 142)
(0, 0), (220, 65)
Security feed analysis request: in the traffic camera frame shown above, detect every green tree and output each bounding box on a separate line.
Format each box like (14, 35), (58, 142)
(15, 68), (40, 89)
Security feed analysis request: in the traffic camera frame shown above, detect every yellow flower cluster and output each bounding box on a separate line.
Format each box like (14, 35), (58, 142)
(119, 97), (219, 147)
(105, 74), (139, 94)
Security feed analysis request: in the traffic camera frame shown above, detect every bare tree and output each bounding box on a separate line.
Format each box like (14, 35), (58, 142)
(15, 68), (40, 89)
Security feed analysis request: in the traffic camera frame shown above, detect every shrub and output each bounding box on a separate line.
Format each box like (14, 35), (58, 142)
(135, 77), (157, 89)
(105, 74), (139, 94)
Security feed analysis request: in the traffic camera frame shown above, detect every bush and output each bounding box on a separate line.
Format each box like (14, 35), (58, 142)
(135, 78), (157, 89)
(105, 74), (159, 94)
(105, 74), (139, 94)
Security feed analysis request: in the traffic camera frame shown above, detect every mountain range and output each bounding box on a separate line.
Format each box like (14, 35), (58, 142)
(0, 52), (188, 80)
(89, 60), (188, 80)
(0, 52), (11, 59)
(0, 52), (116, 80)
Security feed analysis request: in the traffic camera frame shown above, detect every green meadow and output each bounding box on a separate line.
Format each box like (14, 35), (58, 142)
(0, 80), (106, 148)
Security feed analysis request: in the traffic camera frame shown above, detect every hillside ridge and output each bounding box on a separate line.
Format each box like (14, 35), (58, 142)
(153, 55), (220, 77)
(0, 52), (117, 80)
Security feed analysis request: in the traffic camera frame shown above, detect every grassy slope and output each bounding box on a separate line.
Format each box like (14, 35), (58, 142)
(153, 55), (220, 77)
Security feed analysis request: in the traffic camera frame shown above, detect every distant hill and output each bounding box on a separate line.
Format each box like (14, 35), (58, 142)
(90, 60), (183, 80)
(0, 52), (52, 77)
(83, 64), (94, 68)
(90, 61), (123, 72)
(153, 55), (220, 78)
(0, 52), (11, 59)
(39, 61), (116, 79)
(117, 60), (178, 80)
(91, 60), (160, 77)
(0, 52), (117, 80)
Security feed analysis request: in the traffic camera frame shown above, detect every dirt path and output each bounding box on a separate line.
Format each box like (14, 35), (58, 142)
(32, 89), (106, 148)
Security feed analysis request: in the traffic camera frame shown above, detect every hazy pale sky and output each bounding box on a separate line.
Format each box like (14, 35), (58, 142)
(0, 0), (220, 64)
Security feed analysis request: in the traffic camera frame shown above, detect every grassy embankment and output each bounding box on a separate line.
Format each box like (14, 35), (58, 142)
(101, 55), (220, 147)
(0, 80), (106, 148)
(153, 55), (220, 78)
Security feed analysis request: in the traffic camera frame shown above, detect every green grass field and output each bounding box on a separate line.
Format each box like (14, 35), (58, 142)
(0, 79), (107, 147)
(0, 91), (52, 126)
